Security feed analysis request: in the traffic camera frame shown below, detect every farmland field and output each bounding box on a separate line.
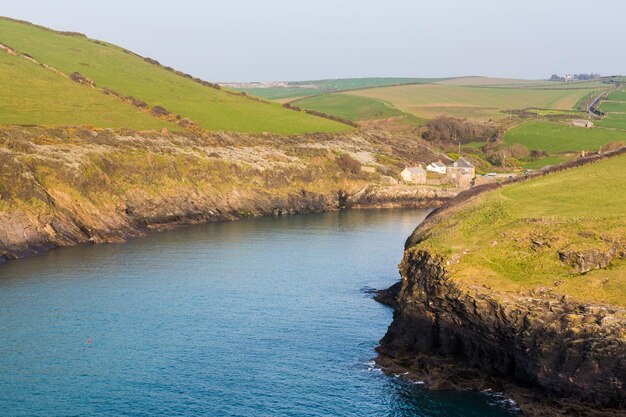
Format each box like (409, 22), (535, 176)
(503, 121), (626, 152)
(436, 77), (606, 90)
(608, 90), (626, 101)
(0, 48), (175, 129)
(0, 18), (349, 134)
(522, 155), (569, 169)
(599, 101), (626, 113)
(232, 77), (449, 100)
(345, 84), (599, 121)
(597, 114), (626, 130)
(435, 77), (553, 86)
(292, 94), (417, 122)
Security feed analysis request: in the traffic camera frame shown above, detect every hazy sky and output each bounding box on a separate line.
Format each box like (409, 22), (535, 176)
(1, 0), (624, 81)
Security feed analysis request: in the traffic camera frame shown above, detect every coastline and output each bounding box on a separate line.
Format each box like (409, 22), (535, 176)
(0, 126), (459, 265)
(375, 221), (625, 416)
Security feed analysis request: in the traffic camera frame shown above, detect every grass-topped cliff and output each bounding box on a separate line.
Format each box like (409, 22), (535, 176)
(378, 151), (626, 416)
(0, 17), (349, 134)
(407, 152), (626, 307)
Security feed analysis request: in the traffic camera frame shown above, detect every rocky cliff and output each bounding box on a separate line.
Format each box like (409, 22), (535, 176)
(377, 225), (626, 416)
(0, 126), (457, 263)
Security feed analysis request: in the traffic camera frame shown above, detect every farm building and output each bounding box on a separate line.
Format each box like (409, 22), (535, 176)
(446, 157), (475, 187)
(572, 119), (594, 128)
(400, 166), (427, 184)
(426, 161), (447, 174)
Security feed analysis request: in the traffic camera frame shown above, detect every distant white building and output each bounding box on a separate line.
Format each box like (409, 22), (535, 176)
(400, 166), (427, 184)
(572, 119), (593, 128)
(426, 161), (447, 174)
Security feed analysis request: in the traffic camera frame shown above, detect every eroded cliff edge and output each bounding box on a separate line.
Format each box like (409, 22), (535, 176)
(0, 126), (457, 263)
(376, 153), (626, 417)
(377, 249), (625, 416)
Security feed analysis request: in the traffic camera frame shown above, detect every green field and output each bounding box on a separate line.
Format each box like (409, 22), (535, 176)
(413, 153), (626, 306)
(346, 83), (599, 121)
(437, 77), (606, 90)
(0, 47), (174, 129)
(291, 93), (421, 123)
(0, 17), (348, 134)
(233, 77), (448, 100)
(503, 121), (626, 152)
(599, 101), (626, 113)
(522, 155), (569, 169)
(608, 90), (626, 101)
(597, 114), (626, 130)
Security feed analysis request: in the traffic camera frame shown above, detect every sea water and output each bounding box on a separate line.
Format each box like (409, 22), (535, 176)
(0, 209), (519, 416)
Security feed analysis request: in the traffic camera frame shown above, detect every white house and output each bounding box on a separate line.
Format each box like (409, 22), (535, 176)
(426, 161), (447, 174)
(400, 166), (427, 184)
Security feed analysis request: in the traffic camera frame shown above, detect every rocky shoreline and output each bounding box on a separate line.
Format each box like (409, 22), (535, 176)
(376, 248), (626, 417)
(0, 185), (454, 264)
(0, 126), (458, 264)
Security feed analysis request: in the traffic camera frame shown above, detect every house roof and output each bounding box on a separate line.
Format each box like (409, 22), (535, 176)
(404, 166), (426, 174)
(428, 161), (446, 168)
(450, 157), (474, 168)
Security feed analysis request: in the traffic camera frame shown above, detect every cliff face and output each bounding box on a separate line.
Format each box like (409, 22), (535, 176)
(0, 126), (457, 263)
(377, 248), (626, 416)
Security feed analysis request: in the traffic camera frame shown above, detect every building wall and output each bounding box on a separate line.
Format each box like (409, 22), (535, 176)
(447, 167), (474, 187)
(401, 170), (426, 184)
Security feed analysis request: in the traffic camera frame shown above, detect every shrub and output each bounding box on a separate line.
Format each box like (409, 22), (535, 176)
(336, 153), (361, 174)
(508, 143), (530, 159)
(601, 141), (625, 153)
(151, 106), (170, 117)
(423, 117), (495, 144)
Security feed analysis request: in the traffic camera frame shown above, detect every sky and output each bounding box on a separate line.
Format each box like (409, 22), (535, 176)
(0, 0), (624, 82)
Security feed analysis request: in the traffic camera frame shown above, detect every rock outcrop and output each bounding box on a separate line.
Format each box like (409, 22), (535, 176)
(559, 242), (626, 274)
(377, 248), (626, 416)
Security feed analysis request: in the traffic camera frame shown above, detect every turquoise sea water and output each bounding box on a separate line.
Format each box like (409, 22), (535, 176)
(0, 209), (519, 416)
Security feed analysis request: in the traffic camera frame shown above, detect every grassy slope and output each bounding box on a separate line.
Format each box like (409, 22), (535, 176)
(234, 77), (449, 100)
(0, 49), (174, 129)
(346, 84), (597, 121)
(503, 121), (626, 152)
(414, 154), (626, 306)
(0, 18), (348, 134)
(292, 94), (418, 122)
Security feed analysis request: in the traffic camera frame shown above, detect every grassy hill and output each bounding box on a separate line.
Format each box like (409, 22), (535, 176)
(411, 152), (626, 306)
(232, 77), (449, 100)
(0, 17), (349, 134)
(0, 46), (174, 129)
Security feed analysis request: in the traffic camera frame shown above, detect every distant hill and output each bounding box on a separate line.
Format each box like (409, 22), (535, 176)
(288, 77), (605, 125)
(230, 77), (451, 100)
(0, 17), (349, 134)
